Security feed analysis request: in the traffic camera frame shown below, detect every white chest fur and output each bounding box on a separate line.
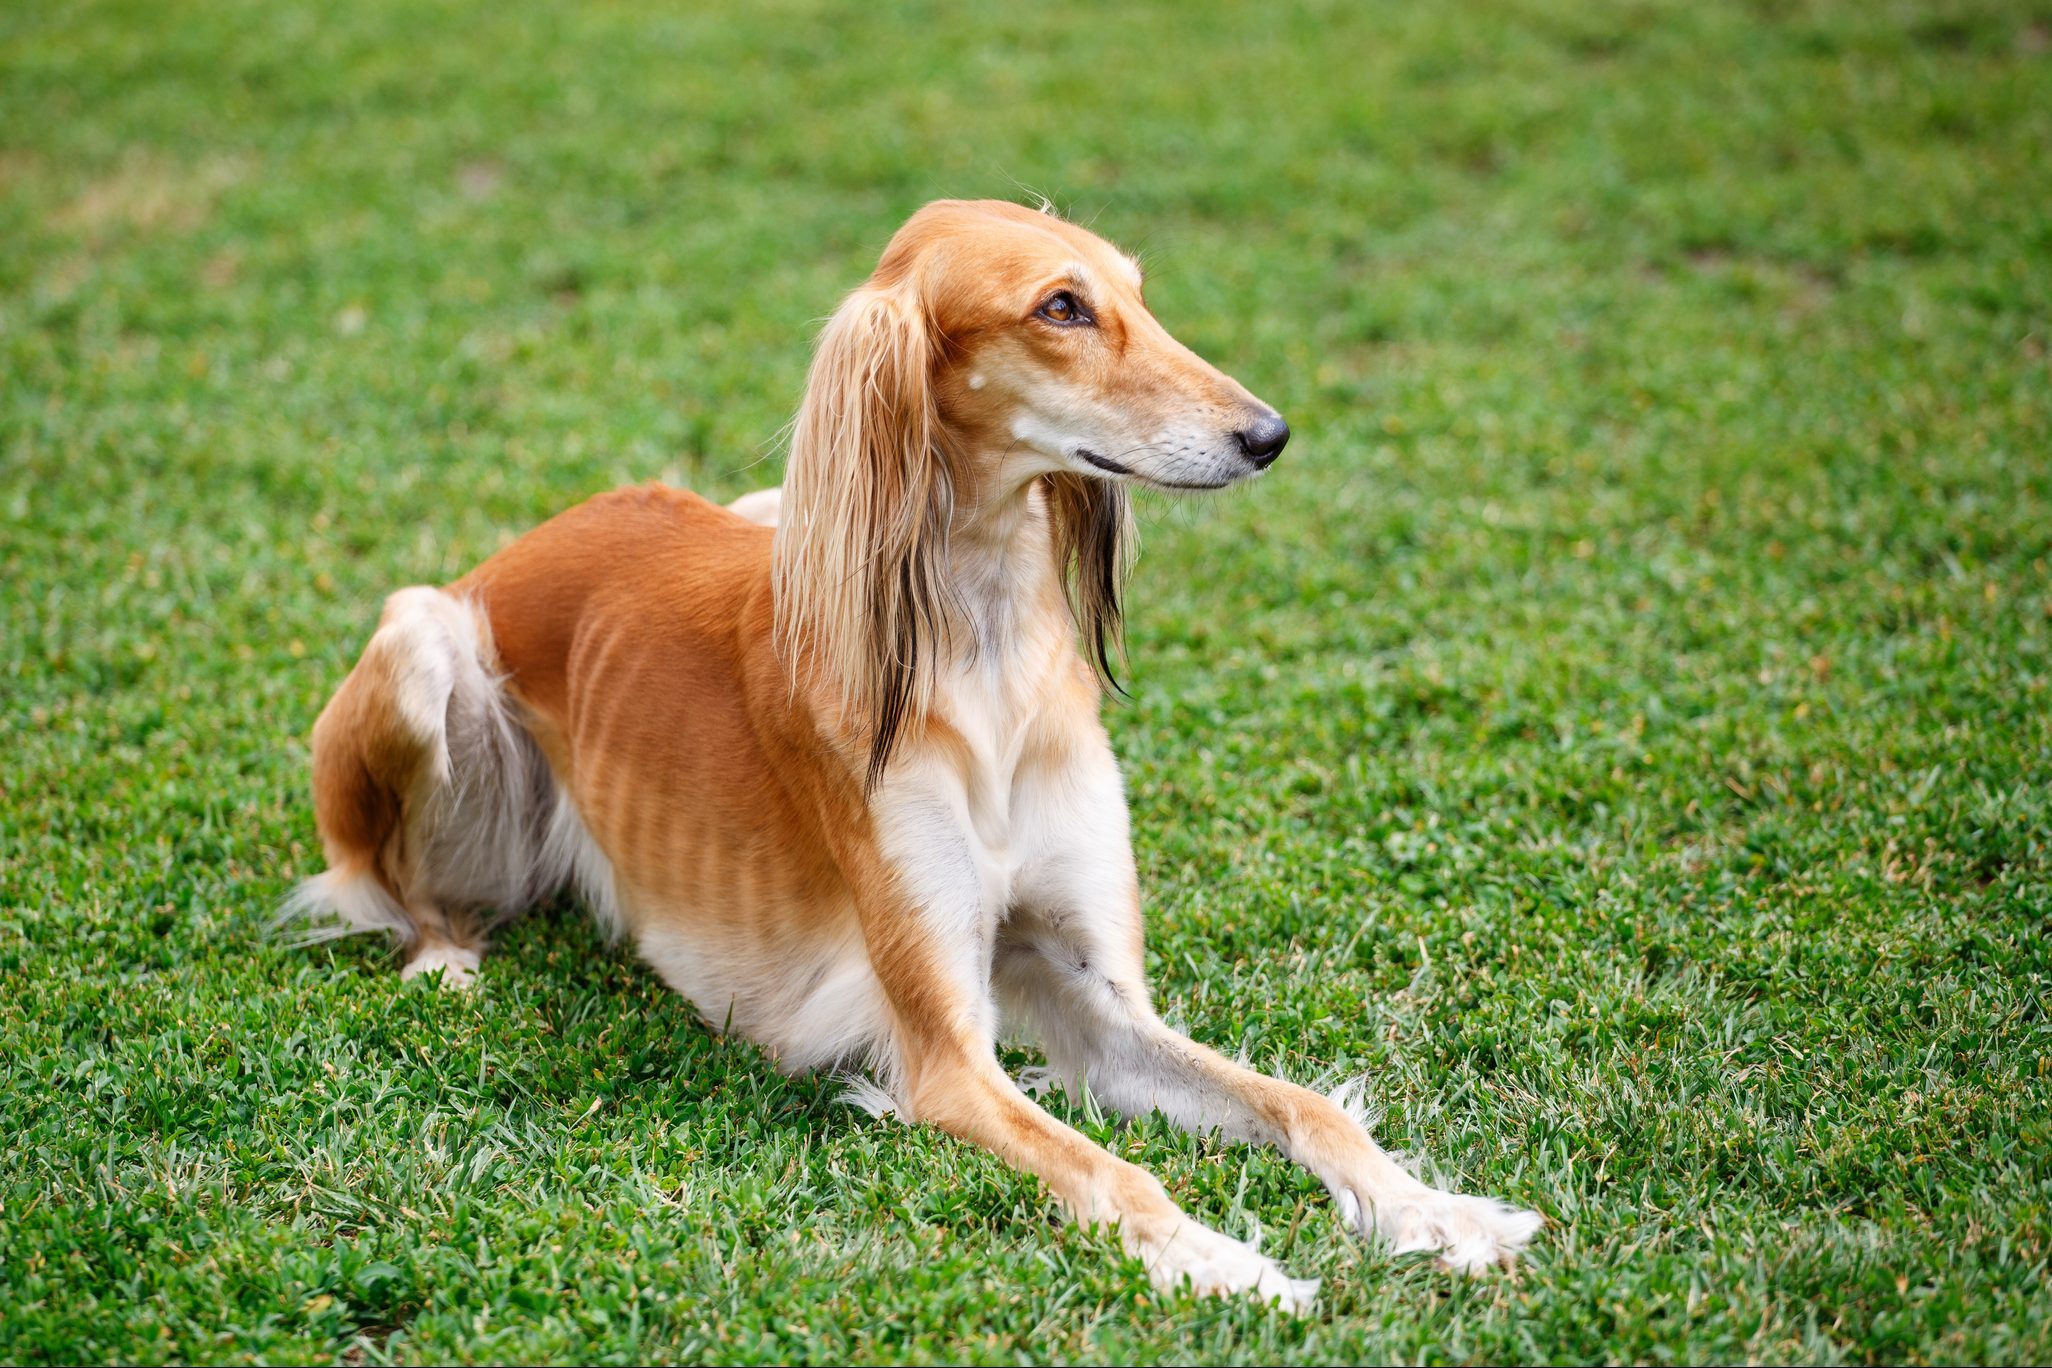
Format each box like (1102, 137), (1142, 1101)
(875, 647), (1056, 936)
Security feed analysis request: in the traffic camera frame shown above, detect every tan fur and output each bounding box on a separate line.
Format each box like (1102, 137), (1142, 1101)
(289, 200), (1539, 1307)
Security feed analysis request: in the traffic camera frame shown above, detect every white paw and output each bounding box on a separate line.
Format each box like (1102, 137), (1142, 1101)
(400, 943), (480, 989)
(1339, 1185), (1542, 1273)
(1139, 1218), (1319, 1313)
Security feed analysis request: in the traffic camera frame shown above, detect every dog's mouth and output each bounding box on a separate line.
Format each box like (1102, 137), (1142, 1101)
(1073, 446), (1246, 492)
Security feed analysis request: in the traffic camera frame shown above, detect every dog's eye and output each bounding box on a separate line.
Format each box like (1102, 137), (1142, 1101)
(1036, 291), (1092, 326)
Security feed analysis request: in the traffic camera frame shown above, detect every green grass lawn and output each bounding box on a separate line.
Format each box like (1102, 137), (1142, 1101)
(5, 0), (2051, 1361)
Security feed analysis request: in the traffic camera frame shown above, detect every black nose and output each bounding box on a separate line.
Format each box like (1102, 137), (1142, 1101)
(1235, 411), (1290, 468)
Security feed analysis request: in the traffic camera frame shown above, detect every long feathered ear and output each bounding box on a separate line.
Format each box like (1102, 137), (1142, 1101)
(1041, 471), (1133, 693)
(773, 284), (956, 790)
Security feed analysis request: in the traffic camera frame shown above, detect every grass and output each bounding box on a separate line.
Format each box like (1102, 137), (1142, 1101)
(4, 0), (2051, 1361)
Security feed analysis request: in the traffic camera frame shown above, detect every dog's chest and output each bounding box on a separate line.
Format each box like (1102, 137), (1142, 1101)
(940, 658), (1042, 858)
(881, 646), (1079, 923)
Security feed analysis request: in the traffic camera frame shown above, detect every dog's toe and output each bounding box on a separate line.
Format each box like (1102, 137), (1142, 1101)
(1345, 1186), (1542, 1272)
(400, 942), (481, 989)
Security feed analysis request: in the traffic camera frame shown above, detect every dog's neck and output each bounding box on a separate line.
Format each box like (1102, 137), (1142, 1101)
(941, 464), (1072, 682)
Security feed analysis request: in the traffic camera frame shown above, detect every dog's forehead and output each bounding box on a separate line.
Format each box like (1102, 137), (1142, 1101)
(1029, 213), (1140, 284)
(889, 200), (1139, 293)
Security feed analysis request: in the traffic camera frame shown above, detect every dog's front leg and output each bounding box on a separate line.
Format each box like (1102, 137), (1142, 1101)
(1006, 950), (1543, 1272)
(1000, 741), (1542, 1273)
(850, 766), (1317, 1310)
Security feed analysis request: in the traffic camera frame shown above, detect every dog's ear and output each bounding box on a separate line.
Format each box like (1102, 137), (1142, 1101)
(775, 283), (955, 791)
(1042, 470), (1132, 694)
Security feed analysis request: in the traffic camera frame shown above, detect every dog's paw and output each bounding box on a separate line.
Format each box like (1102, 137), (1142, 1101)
(1138, 1217), (1319, 1312)
(1338, 1186), (1542, 1273)
(400, 942), (481, 989)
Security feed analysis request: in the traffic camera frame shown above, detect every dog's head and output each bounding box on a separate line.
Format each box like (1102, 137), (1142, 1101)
(866, 199), (1287, 494)
(778, 200), (1285, 785)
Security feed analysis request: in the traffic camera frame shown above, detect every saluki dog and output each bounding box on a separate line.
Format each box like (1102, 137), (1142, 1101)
(287, 199), (1539, 1307)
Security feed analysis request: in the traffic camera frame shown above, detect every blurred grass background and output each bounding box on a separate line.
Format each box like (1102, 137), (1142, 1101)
(3, 0), (2050, 1362)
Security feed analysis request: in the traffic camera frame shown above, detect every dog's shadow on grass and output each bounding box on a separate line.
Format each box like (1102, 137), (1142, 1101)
(292, 893), (1139, 1164)
(293, 897), (918, 1148)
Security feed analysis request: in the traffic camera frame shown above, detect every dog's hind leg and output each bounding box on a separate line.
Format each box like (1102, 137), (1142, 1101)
(284, 586), (557, 987)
